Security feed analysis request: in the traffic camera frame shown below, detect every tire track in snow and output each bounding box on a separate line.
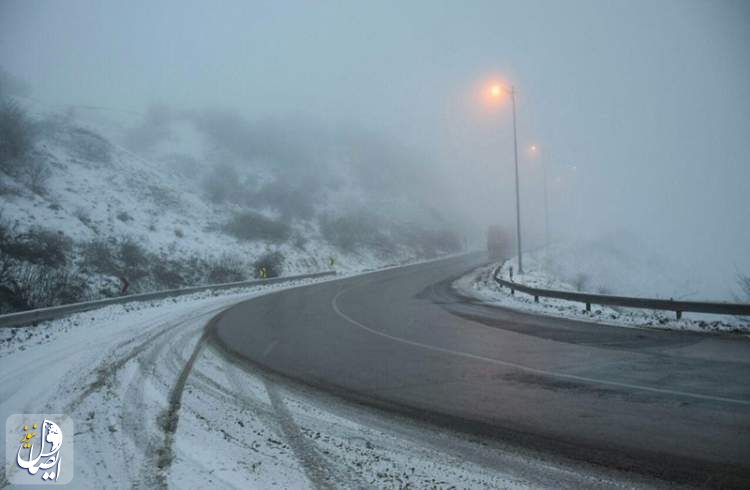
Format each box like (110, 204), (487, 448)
(153, 328), (209, 488)
(57, 301), (238, 486)
(64, 304), (230, 415)
(262, 378), (338, 490)
(149, 310), (336, 489)
(223, 356), (361, 490)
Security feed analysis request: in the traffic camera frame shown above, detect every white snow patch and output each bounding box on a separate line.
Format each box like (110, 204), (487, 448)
(456, 252), (750, 335)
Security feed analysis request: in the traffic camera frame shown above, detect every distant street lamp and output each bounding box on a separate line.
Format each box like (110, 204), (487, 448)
(490, 83), (524, 274)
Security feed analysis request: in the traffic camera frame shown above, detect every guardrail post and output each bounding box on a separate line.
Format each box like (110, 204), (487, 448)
(534, 295), (538, 303)
(585, 302), (591, 312)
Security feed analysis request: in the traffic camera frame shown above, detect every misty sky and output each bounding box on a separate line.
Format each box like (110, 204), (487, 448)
(1, 0), (749, 296)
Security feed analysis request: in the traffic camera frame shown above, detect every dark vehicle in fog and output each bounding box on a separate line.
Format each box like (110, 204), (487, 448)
(487, 225), (511, 259)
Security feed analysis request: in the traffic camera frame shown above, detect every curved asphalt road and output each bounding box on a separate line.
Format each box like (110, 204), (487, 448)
(210, 254), (750, 487)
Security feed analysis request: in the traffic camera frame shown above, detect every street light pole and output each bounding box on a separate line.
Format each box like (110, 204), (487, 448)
(489, 81), (524, 273)
(510, 86), (523, 274)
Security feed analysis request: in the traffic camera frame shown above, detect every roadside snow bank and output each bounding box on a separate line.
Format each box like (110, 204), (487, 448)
(455, 255), (750, 334)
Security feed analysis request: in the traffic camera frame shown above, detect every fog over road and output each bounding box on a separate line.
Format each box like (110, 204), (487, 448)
(212, 254), (750, 488)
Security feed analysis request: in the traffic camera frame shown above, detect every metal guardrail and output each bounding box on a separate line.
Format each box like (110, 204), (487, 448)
(492, 266), (750, 320)
(0, 271), (336, 328)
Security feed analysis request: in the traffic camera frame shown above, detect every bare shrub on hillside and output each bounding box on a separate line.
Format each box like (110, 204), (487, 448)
(0, 99), (36, 175)
(253, 251), (284, 278)
(223, 211), (291, 243)
(22, 158), (50, 195)
(81, 237), (152, 289)
(252, 177), (319, 220)
(319, 212), (392, 254)
(70, 128), (112, 164)
(119, 238), (149, 280)
(202, 162), (246, 204)
(572, 273), (590, 292)
(74, 208), (94, 228)
(151, 260), (186, 289)
(739, 274), (750, 300)
(145, 184), (181, 209)
(0, 227), (72, 268)
(81, 239), (119, 276)
(116, 211), (133, 222)
(0, 261), (86, 313)
(207, 254), (246, 284)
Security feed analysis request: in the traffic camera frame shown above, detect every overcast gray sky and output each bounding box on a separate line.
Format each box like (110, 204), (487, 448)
(1, 0), (749, 296)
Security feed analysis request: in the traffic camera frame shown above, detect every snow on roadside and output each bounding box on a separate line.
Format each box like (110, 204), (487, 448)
(455, 254), (750, 335)
(0, 277), (332, 487)
(1, 260), (666, 489)
(0, 277), (325, 357)
(0, 269), (526, 489)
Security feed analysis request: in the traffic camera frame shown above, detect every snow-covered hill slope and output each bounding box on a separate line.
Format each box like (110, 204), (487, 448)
(5, 122), (253, 260)
(0, 101), (462, 312)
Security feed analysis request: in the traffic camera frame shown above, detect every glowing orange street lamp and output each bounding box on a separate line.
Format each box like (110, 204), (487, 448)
(489, 82), (524, 274)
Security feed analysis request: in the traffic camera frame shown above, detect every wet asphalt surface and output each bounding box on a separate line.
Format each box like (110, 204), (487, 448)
(211, 254), (750, 488)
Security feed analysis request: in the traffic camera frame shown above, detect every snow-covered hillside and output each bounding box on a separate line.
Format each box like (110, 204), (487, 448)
(0, 100), (463, 313)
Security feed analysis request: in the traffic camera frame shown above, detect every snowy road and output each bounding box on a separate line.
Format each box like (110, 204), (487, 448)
(1, 285), (285, 487)
(0, 272), (642, 489)
(214, 254), (750, 489)
(3, 257), (749, 488)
